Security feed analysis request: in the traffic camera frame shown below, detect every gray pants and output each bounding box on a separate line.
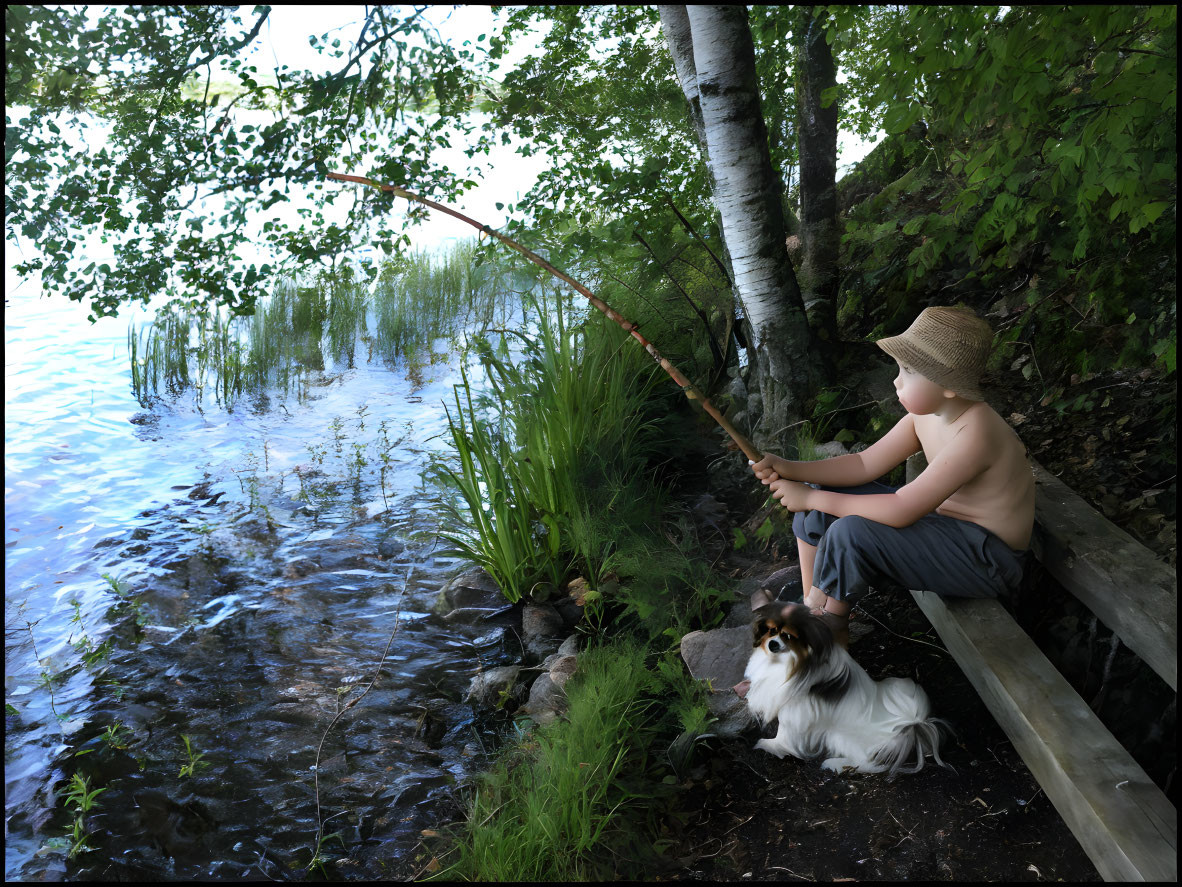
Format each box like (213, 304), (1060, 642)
(792, 482), (1028, 605)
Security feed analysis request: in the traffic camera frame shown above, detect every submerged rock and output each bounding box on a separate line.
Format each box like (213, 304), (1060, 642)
(377, 536), (406, 559)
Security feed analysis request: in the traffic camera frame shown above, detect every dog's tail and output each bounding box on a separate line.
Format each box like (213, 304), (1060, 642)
(874, 678), (954, 776)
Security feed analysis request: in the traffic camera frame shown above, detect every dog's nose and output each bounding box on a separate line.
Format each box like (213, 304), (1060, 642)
(768, 637), (782, 653)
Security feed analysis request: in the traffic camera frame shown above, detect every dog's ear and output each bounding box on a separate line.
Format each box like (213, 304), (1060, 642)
(796, 610), (835, 657)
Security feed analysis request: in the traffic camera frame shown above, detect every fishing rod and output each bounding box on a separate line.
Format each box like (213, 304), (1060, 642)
(325, 172), (761, 462)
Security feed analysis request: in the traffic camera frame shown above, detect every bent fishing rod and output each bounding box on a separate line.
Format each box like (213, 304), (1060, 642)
(325, 172), (761, 463)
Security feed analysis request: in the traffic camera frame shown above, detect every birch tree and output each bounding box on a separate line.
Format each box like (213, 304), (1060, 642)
(660, 4), (816, 447)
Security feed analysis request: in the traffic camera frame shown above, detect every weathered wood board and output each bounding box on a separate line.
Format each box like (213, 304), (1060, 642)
(912, 591), (1177, 883)
(1029, 461), (1176, 690)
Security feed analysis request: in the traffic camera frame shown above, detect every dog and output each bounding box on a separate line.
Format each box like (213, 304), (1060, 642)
(741, 603), (949, 775)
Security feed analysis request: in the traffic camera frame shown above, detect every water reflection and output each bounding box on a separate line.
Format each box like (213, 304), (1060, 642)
(5, 259), (550, 879)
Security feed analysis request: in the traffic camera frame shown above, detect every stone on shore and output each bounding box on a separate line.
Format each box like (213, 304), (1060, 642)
(680, 626), (754, 737)
(466, 664), (522, 709)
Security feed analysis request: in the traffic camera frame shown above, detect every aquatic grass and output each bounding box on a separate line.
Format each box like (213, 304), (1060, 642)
(435, 639), (681, 881)
(127, 239), (529, 407)
(371, 240), (530, 367)
(431, 366), (566, 602)
(429, 286), (674, 602)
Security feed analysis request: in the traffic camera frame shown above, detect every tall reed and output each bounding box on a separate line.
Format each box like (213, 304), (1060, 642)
(127, 241), (523, 406)
(428, 287), (670, 602)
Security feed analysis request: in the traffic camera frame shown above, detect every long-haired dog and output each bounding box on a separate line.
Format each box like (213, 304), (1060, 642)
(742, 603), (949, 775)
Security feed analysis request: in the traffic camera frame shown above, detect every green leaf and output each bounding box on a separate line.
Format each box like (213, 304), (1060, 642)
(1140, 201), (1169, 226)
(731, 527), (747, 550)
(754, 518), (774, 545)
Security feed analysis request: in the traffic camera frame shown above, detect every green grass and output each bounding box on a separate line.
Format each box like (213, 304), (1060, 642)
(434, 639), (703, 881)
(429, 287), (671, 603)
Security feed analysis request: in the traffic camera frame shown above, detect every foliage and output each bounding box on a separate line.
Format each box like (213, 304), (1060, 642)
(5, 5), (494, 318)
(832, 5), (1176, 390)
(178, 733), (211, 779)
(429, 287), (671, 602)
(434, 640), (696, 881)
(61, 772), (106, 859)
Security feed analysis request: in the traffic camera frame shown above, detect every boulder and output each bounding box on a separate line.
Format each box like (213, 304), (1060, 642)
(521, 603), (565, 662)
(466, 665), (522, 709)
(680, 626), (755, 737)
(546, 654), (578, 690)
(517, 672), (567, 726)
(552, 593), (583, 629)
(434, 567), (506, 616)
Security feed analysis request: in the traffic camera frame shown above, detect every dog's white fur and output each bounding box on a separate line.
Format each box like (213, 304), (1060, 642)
(744, 606), (948, 775)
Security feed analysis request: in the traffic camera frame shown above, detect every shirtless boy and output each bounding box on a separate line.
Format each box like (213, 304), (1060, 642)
(749, 306), (1035, 647)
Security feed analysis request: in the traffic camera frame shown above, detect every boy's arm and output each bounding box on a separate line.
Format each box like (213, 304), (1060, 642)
(784, 423), (991, 527)
(755, 414), (921, 487)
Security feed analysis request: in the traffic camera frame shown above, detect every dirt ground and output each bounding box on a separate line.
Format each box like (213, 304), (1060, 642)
(656, 547), (1102, 882)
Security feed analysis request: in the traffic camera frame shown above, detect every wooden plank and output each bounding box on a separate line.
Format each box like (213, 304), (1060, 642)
(1030, 461), (1176, 691)
(912, 591), (1177, 883)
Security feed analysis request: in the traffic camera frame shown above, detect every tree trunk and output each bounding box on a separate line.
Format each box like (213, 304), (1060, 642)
(664, 4), (814, 449)
(795, 6), (840, 351)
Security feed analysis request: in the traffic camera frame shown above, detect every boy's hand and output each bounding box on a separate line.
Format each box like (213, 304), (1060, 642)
(749, 455), (782, 485)
(769, 478), (812, 512)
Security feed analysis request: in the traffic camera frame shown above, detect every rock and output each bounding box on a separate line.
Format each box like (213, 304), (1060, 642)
(556, 634), (580, 658)
(442, 605), (514, 624)
(814, 440), (849, 459)
(552, 593), (583, 629)
(433, 567), (506, 616)
(759, 565), (803, 600)
(517, 672), (566, 725)
(377, 536), (405, 558)
(466, 665), (522, 709)
(547, 654), (578, 690)
(721, 375), (749, 412)
(747, 391), (763, 426)
(521, 603), (564, 662)
(315, 541), (373, 572)
(681, 626), (755, 737)
(283, 556), (319, 579)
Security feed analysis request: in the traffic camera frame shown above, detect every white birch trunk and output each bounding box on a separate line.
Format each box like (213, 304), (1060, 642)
(681, 5), (814, 447)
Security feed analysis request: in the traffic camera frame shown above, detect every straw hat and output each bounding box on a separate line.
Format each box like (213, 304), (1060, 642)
(875, 306), (994, 401)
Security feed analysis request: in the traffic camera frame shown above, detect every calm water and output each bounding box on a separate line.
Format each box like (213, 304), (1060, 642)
(4, 271), (528, 879)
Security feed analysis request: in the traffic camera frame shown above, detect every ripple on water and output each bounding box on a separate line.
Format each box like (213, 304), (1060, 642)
(6, 285), (533, 880)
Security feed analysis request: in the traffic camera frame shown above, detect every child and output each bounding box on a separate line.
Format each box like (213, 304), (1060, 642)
(749, 306), (1034, 648)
